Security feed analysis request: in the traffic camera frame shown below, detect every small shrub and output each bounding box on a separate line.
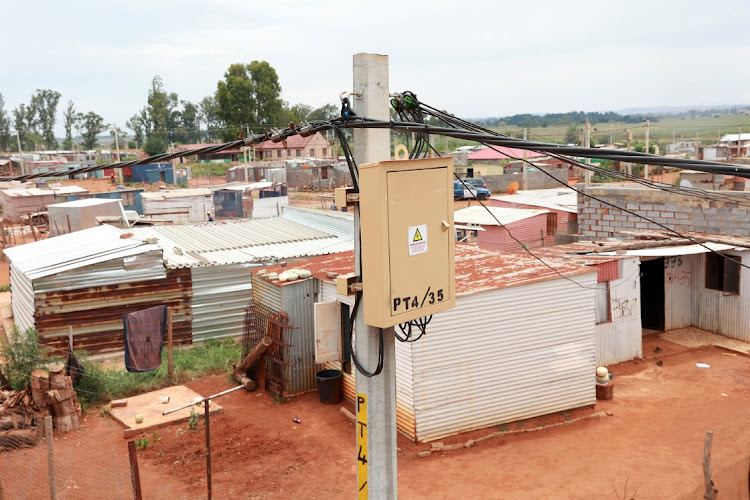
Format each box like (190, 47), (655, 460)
(188, 409), (199, 430)
(0, 326), (43, 390)
(135, 438), (151, 450)
(0, 285), (10, 293)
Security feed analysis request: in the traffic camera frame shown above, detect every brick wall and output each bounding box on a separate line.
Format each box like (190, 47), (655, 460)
(577, 185), (750, 239)
(482, 168), (568, 193)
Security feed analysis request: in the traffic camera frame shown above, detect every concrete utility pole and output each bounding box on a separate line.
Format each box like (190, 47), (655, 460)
(625, 129), (632, 175)
(352, 53), (397, 499)
(644, 119), (650, 180)
(583, 120), (591, 185)
(522, 128), (528, 190)
(114, 125), (123, 184)
(16, 131), (26, 176)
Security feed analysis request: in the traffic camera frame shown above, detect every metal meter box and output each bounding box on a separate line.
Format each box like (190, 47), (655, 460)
(360, 157), (455, 327)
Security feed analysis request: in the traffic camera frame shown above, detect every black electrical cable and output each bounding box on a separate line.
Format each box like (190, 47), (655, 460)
(345, 293), (384, 377)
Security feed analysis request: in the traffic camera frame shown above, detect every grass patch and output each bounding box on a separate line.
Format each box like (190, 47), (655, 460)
(76, 338), (242, 412)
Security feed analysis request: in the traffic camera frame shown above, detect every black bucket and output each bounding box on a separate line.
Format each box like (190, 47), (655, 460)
(315, 369), (343, 405)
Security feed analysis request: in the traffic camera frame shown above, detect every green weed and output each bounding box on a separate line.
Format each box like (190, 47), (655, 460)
(188, 409), (199, 430)
(135, 438), (151, 450)
(0, 326), (43, 390)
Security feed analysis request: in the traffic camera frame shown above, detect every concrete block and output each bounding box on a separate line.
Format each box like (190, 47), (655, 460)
(417, 451), (432, 458)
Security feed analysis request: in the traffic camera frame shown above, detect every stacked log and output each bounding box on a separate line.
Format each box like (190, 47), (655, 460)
(0, 390), (43, 450)
(44, 365), (81, 433)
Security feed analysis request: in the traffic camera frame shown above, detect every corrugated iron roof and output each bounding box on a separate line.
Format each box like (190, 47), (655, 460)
(255, 135), (314, 150)
(490, 189), (578, 213)
(281, 206), (353, 239)
(2, 186), (88, 197)
(128, 217), (352, 268)
(140, 188), (212, 199)
(453, 206), (549, 226)
(599, 242), (742, 257)
(4, 225), (158, 280)
(254, 244), (592, 297)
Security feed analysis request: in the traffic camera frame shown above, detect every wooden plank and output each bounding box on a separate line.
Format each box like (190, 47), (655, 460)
(109, 385), (223, 439)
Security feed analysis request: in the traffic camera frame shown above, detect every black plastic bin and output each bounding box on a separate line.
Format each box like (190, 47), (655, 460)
(315, 369), (343, 405)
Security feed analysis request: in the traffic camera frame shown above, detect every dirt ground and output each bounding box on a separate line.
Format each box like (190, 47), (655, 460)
(6, 334), (743, 499)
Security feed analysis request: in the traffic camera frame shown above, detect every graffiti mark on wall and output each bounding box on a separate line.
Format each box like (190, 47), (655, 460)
(666, 270), (692, 287)
(664, 256), (683, 268)
(612, 298), (638, 320)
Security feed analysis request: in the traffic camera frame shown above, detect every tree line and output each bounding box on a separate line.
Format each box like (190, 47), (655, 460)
(0, 60), (338, 155)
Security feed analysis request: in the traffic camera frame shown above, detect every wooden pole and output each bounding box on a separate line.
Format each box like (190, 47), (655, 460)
(45, 416), (58, 500)
(167, 307), (173, 383)
(703, 430), (718, 500)
(205, 402), (212, 500)
(128, 441), (143, 500)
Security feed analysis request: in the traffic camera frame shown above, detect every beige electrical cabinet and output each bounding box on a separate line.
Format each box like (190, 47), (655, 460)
(360, 157), (455, 328)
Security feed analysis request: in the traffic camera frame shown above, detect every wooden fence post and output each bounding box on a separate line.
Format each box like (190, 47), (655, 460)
(128, 441), (143, 500)
(167, 307), (173, 383)
(45, 416), (57, 500)
(703, 430), (718, 500)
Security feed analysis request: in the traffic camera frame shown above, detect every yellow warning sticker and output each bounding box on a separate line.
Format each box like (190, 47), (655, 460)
(356, 393), (368, 499)
(408, 224), (428, 256)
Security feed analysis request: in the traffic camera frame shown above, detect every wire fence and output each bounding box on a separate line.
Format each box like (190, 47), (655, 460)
(0, 417), (135, 500)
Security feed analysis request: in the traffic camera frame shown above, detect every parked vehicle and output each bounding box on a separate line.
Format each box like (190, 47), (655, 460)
(454, 180), (490, 200)
(461, 178), (487, 189)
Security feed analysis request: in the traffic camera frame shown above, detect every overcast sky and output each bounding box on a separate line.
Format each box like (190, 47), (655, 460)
(2, 0), (749, 136)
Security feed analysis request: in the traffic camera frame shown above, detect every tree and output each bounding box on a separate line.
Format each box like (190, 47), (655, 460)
(281, 103), (313, 125)
(126, 114), (144, 147)
(109, 126), (128, 151)
(143, 135), (167, 156)
(62, 100), (76, 150)
(199, 95), (219, 142)
(308, 103), (338, 121)
(564, 123), (581, 145)
(147, 76), (170, 141)
(80, 112), (105, 150)
(248, 61), (282, 126)
(0, 93), (10, 152)
(31, 90), (60, 149)
(174, 100), (199, 143)
(13, 104), (37, 151)
(215, 60), (283, 141)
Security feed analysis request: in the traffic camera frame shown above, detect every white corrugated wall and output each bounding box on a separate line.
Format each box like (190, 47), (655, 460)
(691, 249), (750, 342)
(191, 263), (256, 343)
(9, 262), (35, 333)
(664, 255), (694, 330)
(411, 272), (597, 442)
(595, 258), (643, 366)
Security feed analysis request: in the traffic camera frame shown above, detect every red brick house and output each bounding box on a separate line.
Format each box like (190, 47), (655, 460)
(255, 132), (331, 161)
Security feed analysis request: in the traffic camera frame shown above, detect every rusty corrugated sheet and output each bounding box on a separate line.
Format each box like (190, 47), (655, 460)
(477, 215), (549, 252)
(596, 260), (620, 282)
(35, 268), (192, 353)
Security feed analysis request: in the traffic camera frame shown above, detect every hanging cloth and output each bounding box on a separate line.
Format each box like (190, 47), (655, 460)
(123, 305), (167, 372)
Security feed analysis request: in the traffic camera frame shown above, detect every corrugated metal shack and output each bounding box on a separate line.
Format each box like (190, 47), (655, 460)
(128, 212), (353, 345)
(66, 189), (144, 215)
(4, 225), (192, 353)
(48, 198), (124, 236)
(490, 189), (578, 235)
(454, 205), (551, 251)
(1, 186), (89, 221)
(601, 240), (750, 342)
(258, 244), (600, 442)
(141, 188), (214, 224)
(6, 211), (354, 355)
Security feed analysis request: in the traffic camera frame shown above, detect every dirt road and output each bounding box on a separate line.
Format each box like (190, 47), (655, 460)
(24, 336), (740, 499)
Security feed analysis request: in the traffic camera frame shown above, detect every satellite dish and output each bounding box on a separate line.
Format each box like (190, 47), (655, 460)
(679, 179), (693, 188)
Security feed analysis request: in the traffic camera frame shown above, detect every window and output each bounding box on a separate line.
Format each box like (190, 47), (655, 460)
(322, 148), (327, 157)
(296, 149), (301, 157)
(120, 192), (135, 207)
(705, 253), (741, 294)
(277, 150), (282, 158)
(594, 282), (611, 324)
(287, 149), (292, 157)
(310, 148), (315, 156)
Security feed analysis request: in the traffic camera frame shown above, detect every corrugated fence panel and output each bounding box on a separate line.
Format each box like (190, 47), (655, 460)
(595, 258), (643, 366)
(665, 254), (694, 330)
(411, 273), (597, 442)
(692, 249), (750, 342)
(282, 279), (319, 394)
(191, 264), (256, 343)
(477, 216), (548, 252)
